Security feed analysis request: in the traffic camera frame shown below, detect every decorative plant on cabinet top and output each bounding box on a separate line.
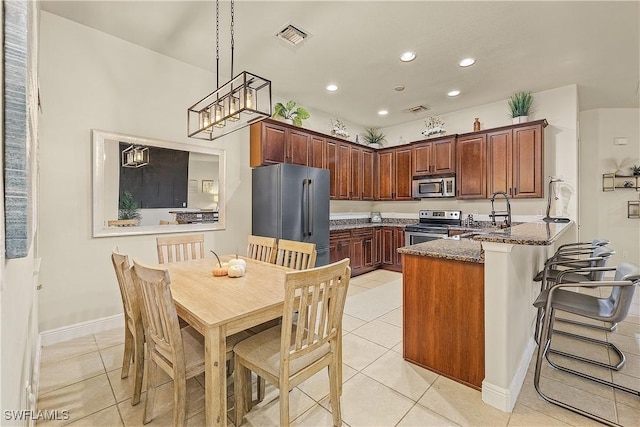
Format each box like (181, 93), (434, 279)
(272, 101), (310, 127)
(360, 127), (386, 148)
(507, 91), (533, 124)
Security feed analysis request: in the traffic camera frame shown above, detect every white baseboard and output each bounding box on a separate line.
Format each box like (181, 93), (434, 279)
(482, 337), (536, 412)
(40, 314), (124, 346)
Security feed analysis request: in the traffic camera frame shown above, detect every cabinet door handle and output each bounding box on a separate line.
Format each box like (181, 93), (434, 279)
(514, 187), (517, 195)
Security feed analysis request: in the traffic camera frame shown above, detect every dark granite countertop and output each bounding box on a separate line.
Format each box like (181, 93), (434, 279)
(398, 237), (484, 264)
(396, 220), (574, 264)
(330, 222), (409, 231)
(471, 220), (574, 245)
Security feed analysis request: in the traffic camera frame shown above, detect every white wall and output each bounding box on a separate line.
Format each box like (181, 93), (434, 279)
(579, 108), (640, 265)
(37, 12), (254, 332)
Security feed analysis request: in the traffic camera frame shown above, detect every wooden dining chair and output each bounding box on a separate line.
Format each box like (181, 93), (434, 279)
(233, 258), (351, 426)
(246, 235), (277, 264)
(156, 233), (205, 264)
(110, 249), (144, 406)
(131, 258), (250, 426)
(274, 239), (317, 270)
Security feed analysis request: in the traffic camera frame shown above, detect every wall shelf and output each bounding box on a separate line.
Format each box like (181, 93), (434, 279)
(602, 173), (640, 191)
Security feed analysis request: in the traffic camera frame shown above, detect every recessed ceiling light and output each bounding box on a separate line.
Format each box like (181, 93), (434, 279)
(378, 110), (389, 116)
(399, 52), (416, 62)
(447, 90), (461, 97)
(326, 84), (338, 92)
(459, 58), (476, 67)
(394, 85), (405, 91)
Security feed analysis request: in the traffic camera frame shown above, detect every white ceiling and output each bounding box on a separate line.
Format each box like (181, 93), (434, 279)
(40, 1), (640, 128)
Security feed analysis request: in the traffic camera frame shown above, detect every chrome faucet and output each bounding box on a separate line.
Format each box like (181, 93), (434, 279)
(490, 191), (512, 228)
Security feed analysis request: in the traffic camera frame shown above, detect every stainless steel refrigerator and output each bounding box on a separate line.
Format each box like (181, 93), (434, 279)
(252, 163), (330, 266)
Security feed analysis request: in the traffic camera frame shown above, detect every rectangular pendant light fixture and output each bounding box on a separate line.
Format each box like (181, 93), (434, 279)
(187, 0), (271, 141)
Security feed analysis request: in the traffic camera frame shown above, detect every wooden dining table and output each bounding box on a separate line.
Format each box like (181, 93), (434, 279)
(160, 255), (292, 427)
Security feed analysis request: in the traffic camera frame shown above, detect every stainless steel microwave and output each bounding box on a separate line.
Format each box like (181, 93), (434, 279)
(412, 176), (456, 198)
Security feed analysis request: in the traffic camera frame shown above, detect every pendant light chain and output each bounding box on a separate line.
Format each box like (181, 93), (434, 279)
(215, 0), (220, 88)
(230, 0), (235, 79)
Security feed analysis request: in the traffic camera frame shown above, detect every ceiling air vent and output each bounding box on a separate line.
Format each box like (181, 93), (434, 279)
(276, 24), (309, 47)
(404, 105), (430, 114)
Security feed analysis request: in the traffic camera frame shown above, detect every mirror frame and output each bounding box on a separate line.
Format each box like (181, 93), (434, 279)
(92, 129), (226, 237)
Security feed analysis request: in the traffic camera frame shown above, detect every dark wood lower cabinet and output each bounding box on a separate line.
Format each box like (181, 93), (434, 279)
(381, 226), (404, 272)
(330, 227), (383, 276)
(329, 231), (350, 265)
(403, 254), (485, 389)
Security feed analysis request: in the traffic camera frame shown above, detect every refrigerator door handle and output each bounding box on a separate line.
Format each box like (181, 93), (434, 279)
(302, 178), (309, 237)
(308, 179), (314, 237)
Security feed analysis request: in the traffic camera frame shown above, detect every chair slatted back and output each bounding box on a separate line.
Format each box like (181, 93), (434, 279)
(156, 234), (205, 264)
(280, 259), (350, 370)
(111, 249), (140, 328)
(247, 235), (277, 264)
(131, 259), (185, 374)
(275, 239), (317, 270)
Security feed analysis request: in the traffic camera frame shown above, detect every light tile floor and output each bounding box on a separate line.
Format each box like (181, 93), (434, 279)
(37, 270), (640, 426)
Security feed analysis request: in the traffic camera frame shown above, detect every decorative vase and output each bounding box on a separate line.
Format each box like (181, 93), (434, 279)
(512, 115), (529, 124)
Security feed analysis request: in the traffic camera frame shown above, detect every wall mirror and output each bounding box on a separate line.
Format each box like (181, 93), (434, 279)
(92, 129), (225, 237)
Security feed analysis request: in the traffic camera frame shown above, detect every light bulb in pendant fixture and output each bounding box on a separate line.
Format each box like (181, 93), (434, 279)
(134, 149), (144, 163)
(244, 86), (256, 113)
(200, 108), (212, 133)
(213, 102), (225, 128)
(225, 95), (240, 121)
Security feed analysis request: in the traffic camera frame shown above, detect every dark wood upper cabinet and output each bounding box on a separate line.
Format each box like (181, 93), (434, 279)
(412, 136), (456, 176)
(487, 120), (545, 198)
(250, 121), (287, 166)
(326, 139), (338, 199)
(251, 118), (545, 202)
(288, 128), (310, 165)
(377, 150), (395, 201)
(376, 147), (412, 200)
(486, 129), (512, 197)
(456, 134), (487, 199)
(309, 136), (326, 169)
(394, 147), (413, 200)
(337, 141), (351, 200)
(362, 149), (376, 200)
(511, 123), (544, 198)
(350, 146), (363, 200)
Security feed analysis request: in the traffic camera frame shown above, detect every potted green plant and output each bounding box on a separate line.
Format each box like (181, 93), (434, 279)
(631, 165), (640, 176)
(360, 127), (386, 149)
(272, 101), (310, 127)
(507, 91), (533, 124)
(118, 191), (141, 225)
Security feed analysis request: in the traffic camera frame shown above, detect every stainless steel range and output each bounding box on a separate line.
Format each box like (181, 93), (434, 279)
(405, 209), (461, 246)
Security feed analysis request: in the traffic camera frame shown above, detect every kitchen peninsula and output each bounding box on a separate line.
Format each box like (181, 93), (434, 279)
(398, 220), (576, 413)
